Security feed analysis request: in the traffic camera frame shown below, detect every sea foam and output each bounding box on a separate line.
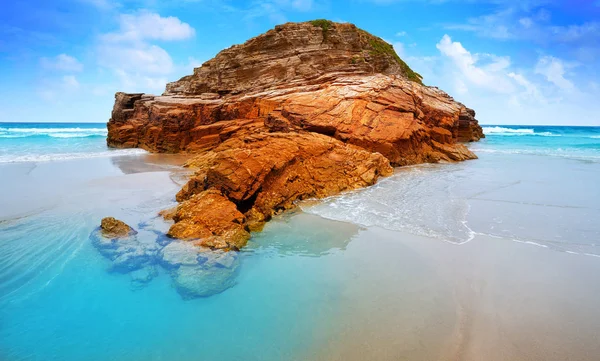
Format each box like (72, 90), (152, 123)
(0, 149), (147, 164)
(482, 126), (558, 136)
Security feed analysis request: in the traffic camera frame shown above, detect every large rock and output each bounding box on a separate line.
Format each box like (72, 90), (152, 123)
(106, 20), (484, 248)
(168, 132), (393, 246)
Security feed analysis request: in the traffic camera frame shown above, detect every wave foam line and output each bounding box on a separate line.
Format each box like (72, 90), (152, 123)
(483, 126), (534, 134)
(0, 127), (107, 133)
(0, 149), (147, 164)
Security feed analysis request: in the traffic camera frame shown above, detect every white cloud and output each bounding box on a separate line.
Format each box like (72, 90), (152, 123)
(507, 72), (544, 102)
(102, 11), (196, 43)
(40, 54), (84, 72)
(534, 56), (575, 91)
(550, 22), (600, 42)
(396, 31), (407, 37)
(436, 34), (515, 93)
(519, 17), (533, 28)
(96, 11), (196, 93)
(114, 69), (168, 92)
(98, 43), (174, 75)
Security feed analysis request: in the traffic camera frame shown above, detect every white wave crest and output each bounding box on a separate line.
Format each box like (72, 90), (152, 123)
(47, 133), (103, 138)
(0, 149), (147, 164)
(482, 126), (560, 137)
(0, 127), (107, 134)
(0, 127), (107, 138)
(470, 147), (600, 162)
(483, 126), (534, 134)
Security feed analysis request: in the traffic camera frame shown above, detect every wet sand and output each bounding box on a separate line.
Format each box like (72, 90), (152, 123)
(307, 227), (600, 361)
(0, 154), (191, 220)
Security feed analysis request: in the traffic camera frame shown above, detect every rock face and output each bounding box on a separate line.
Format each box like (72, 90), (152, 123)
(169, 132), (393, 249)
(106, 20), (483, 249)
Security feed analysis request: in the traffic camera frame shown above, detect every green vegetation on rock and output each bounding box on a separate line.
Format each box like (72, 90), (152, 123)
(309, 19), (333, 39)
(367, 37), (423, 84)
(308, 19), (423, 84)
(309, 19), (333, 32)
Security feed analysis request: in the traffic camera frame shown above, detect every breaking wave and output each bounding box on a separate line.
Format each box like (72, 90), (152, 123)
(0, 149), (147, 164)
(0, 127), (107, 139)
(482, 127), (558, 137)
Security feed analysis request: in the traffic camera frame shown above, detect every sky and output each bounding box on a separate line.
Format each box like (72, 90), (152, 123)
(0, 0), (599, 125)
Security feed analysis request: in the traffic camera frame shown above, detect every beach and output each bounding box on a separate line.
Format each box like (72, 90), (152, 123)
(1, 124), (600, 360)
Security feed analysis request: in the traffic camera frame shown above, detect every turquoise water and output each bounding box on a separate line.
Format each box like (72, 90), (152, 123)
(1, 123), (600, 360)
(0, 122), (145, 163)
(473, 125), (600, 161)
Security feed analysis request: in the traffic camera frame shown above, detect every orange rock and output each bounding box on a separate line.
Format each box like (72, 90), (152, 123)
(100, 217), (136, 238)
(167, 189), (250, 250)
(106, 20), (484, 248)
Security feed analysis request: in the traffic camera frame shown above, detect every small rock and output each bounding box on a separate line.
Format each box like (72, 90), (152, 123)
(100, 217), (137, 238)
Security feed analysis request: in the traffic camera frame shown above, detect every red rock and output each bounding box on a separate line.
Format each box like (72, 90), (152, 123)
(168, 189), (250, 250)
(106, 20), (484, 248)
(175, 131), (393, 236)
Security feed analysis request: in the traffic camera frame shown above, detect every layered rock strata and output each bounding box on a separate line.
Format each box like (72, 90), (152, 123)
(106, 20), (483, 250)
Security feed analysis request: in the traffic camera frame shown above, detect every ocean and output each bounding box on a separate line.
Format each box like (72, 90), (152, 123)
(0, 123), (145, 163)
(1, 123), (600, 361)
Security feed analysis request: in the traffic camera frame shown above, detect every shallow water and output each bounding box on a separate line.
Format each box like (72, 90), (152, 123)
(1, 124), (600, 360)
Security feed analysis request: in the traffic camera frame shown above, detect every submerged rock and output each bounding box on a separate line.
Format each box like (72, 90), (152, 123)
(106, 20), (484, 249)
(91, 225), (241, 298)
(172, 250), (240, 299)
(100, 217), (137, 238)
(90, 227), (157, 273)
(130, 266), (159, 289)
(158, 241), (201, 269)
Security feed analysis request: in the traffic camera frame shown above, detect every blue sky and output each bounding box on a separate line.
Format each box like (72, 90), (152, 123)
(1, 0), (599, 125)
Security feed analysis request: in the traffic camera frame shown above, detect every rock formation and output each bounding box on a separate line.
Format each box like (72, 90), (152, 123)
(106, 20), (483, 250)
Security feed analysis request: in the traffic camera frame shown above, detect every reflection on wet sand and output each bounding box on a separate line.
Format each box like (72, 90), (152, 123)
(249, 211), (360, 257)
(110, 153), (191, 174)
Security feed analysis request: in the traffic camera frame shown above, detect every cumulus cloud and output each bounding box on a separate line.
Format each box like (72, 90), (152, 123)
(97, 43), (174, 75)
(97, 11), (196, 92)
(534, 56), (575, 91)
(436, 34), (515, 93)
(102, 11), (196, 43)
(40, 54), (84, 72)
